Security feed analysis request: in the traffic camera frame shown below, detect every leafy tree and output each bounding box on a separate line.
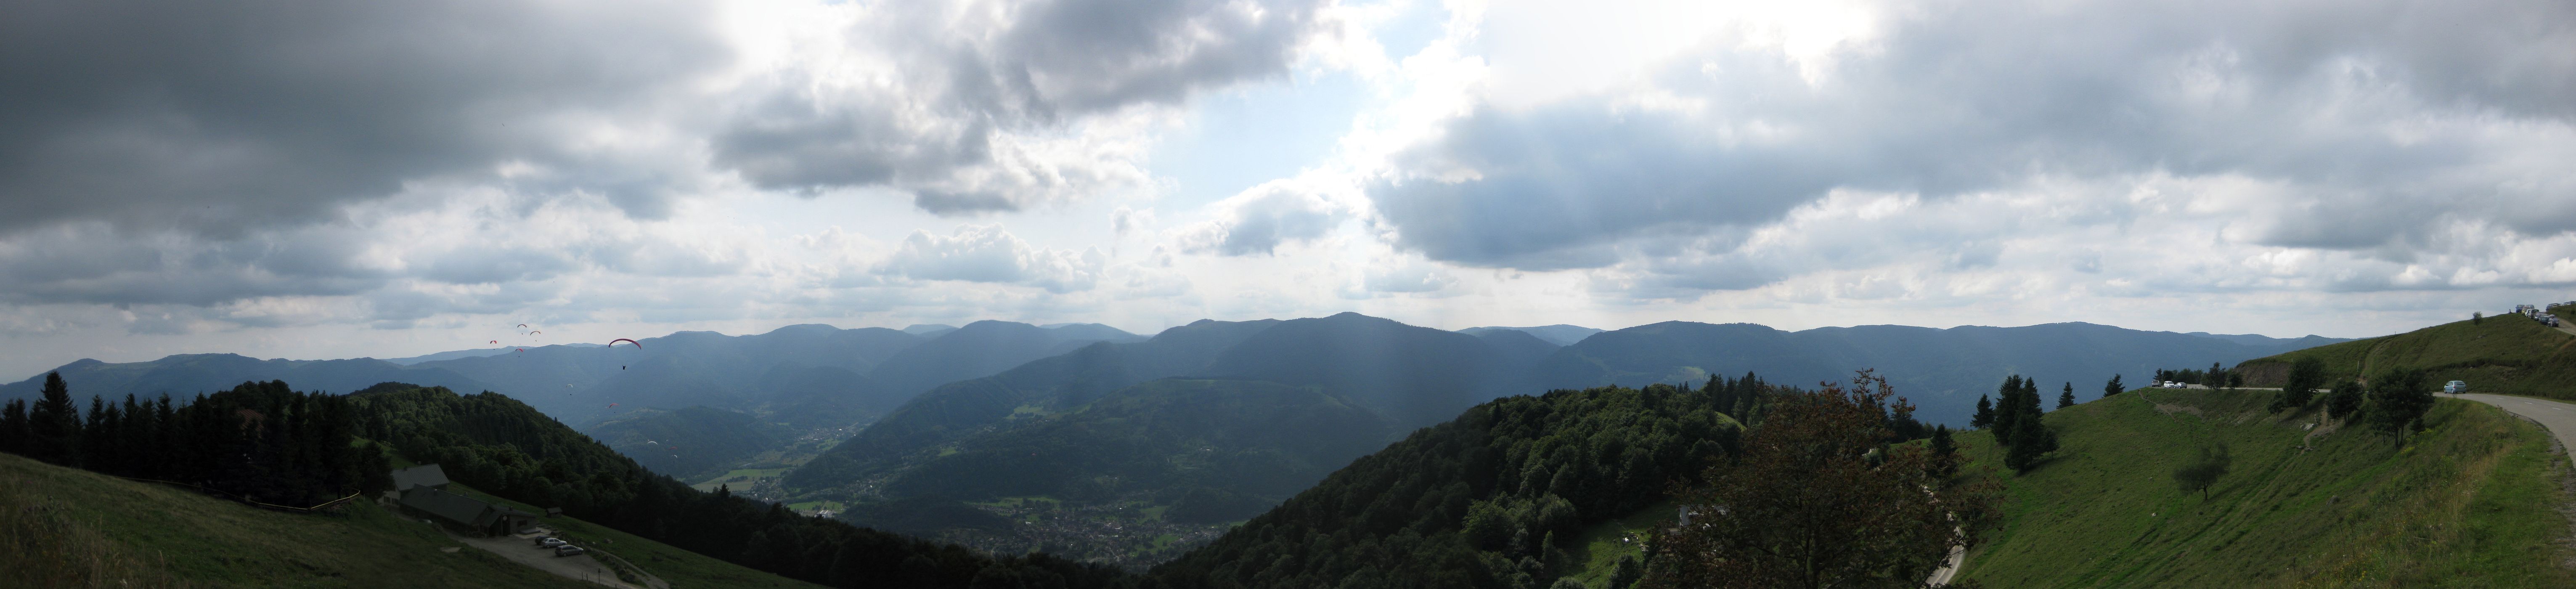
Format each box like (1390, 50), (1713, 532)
(2366, 369), (2435, 444)
(2057, 382), (2075, 409)
(1970, 395), (1994, 430)
(2270, 357), (2325, 412)
(27, 372), (80, 466)
(1609, 554), (1644, 589)
(2102, 374), (2124, 398)
(2171, 443), (2230, 499)
(2208, 362), (2226, 390)
(2473, 311), (2483, 324)
(1644, 371), (1997, 589)
(2324, 381), (2366, 422)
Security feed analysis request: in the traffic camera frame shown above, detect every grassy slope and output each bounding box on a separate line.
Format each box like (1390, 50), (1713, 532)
(2233, 316), (2576, 399)
(0, 451), (586, 588)
(440, 483), (823, 589)
(1955, 388), (2576, 587)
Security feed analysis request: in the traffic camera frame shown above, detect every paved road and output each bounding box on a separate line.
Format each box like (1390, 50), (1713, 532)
(2458, 393), (2576, 453)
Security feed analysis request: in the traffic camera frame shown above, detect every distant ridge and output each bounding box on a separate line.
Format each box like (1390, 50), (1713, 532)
(1458, 324), (1604, 346)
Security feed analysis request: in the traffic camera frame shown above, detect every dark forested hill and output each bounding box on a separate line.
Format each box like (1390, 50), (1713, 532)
(784, 320), (1282, 489)
(1150, 380), (1757, 589)
(883, 379), (1395, 508)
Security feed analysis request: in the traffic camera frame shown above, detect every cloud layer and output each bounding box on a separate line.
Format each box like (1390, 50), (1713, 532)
(1, 0), (2571, 377)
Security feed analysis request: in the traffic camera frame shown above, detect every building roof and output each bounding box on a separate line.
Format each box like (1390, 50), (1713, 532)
(400, 487), (495, 526)
(390, 464), (451, 491)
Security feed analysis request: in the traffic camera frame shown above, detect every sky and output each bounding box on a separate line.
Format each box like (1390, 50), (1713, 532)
(2, 0), (2573, 378)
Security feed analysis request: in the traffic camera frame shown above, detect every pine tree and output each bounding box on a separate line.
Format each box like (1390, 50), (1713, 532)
(1991, 376), (2025, 446)
(1927, 425), (1959, 479)
(2102, 374), (2124, 398)
(2058, 382), (2075, 409)
(0, 399), (26, 456)
(28, 371), (80, 466)
(1970, 395), (1994, 430)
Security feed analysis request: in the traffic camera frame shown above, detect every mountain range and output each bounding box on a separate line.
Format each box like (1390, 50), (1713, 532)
(0, 313), (2351, 565)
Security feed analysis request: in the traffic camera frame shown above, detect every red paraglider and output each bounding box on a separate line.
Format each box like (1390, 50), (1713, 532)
(608, 338), (641, 348)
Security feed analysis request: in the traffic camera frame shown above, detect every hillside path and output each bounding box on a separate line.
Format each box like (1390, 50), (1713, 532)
(2457, 394), (2576, 454)
(443, 528), (644, 589)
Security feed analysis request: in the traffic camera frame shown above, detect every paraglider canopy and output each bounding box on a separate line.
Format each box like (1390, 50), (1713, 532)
(488, 340), (499, 345)
(608, 338), (641, 348)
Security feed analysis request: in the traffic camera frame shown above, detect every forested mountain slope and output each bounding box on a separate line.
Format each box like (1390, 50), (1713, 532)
(1150, 380), (1761, 588)
(586, 405), (798, 482)
(346, 382), (1137, 589)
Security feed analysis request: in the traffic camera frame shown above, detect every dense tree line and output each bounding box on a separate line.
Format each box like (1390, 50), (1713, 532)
(2152, 362), (2242, 388)
(1152, 374), (1835, 589)
(0, 374), (389, 507)
(1645, 371), (1998, 589)
(346, 382), (1136, 589)
(1971, 375), (2060, 473)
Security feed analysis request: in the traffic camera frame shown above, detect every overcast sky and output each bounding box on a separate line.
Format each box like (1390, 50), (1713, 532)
(3, 0), (2572, 378)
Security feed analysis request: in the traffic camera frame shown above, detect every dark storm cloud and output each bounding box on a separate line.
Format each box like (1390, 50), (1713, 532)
(1372, 0), (2576, 271)
(0, 0), (729, 238)
(710, 0), (1332, 211)
(0, 226), (388, 306)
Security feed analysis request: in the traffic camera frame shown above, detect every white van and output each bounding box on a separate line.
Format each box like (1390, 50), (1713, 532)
(2444, 380), (2467, 394)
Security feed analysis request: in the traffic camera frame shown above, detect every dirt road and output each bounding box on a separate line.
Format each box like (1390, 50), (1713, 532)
(445, 529), (641, 589)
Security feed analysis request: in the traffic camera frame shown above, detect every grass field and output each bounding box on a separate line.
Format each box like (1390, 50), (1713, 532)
(0, 451), (588, 588)
(1953, 388), (2576, 587)
(1558, 499), (1676, 587)
(2234, 316), (2576, 400)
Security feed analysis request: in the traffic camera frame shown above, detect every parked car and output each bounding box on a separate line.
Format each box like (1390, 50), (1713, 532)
(2445, 380), (2467, 394)
(554, 545), (586, 557)
(537, 537), (567, 548)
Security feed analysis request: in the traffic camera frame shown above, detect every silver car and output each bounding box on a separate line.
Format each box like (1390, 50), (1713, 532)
(554, 545), (586, 557)
(2444, 380), (2467, 394)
